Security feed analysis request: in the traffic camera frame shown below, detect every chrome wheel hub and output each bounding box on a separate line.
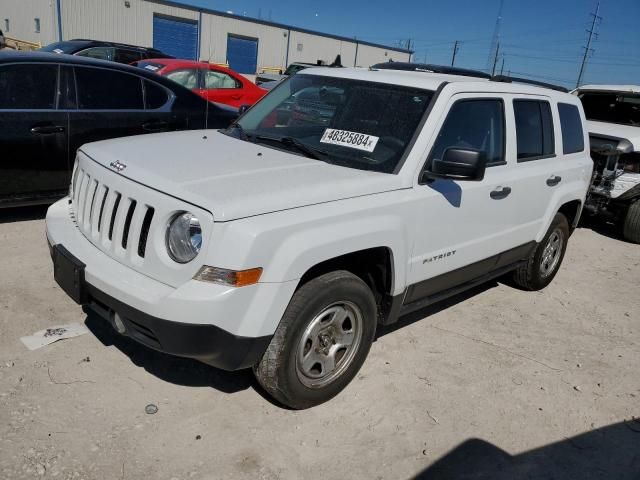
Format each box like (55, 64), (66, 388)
(540, 228), (564, 278)
(296, 301), (363, 389)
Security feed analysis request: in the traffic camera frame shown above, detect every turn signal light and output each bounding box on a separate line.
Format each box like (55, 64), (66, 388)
(193, 266), (263, 287)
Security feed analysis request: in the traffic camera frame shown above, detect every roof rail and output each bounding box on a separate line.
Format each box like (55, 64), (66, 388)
(371, 62), (491, 80)
(491, 75), (568, 93)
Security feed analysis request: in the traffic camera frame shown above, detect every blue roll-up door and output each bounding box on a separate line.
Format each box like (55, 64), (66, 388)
(226, 35), (258, 74)
(153, 14), (198, 60)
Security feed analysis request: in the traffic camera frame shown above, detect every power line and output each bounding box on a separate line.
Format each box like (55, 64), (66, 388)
(576, 2), (602, 88)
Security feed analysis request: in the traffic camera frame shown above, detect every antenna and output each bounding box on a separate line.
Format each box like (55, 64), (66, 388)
(205, 34), (212, 130)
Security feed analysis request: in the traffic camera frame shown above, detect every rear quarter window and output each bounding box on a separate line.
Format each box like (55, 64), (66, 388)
(144, 80), (169, 109)
(558, 103), (585, 154)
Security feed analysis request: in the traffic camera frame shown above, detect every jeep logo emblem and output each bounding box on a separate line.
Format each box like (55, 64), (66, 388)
(109, 160), (127, 172)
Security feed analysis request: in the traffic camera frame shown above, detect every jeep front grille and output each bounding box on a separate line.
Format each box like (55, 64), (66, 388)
(71, 167), (155, 262)
(68, 153), (213, 288)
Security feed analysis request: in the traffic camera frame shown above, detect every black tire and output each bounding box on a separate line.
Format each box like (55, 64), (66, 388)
(512, 213), (570, 291)
(623, 200), (640, 244)
(254, 270), (377, 409)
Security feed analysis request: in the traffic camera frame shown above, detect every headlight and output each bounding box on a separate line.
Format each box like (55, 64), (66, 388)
(166, 212), (202, 263)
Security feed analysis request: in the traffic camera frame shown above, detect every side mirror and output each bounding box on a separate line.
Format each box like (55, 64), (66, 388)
(238, 104), (251, 115)
(423, 148), (487, 182)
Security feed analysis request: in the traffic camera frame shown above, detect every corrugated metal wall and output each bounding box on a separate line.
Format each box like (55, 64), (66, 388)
(60, 0), (198, 47)
(1, 0), (411, 71)
(0, 0), (59, 46)
(287, 31), (358, 67)
(200, 13), (289, 67)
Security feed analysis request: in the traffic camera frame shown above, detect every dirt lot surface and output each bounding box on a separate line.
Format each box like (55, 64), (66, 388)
(1, 207), (639, 480)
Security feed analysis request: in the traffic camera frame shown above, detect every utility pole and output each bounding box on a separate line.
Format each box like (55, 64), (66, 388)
(451, 40), (459, 67)
(491, 42), (500, 76)
(576, 2), (602, 88)
(500, 55), (505, 75)
(486, 0), (504, 73)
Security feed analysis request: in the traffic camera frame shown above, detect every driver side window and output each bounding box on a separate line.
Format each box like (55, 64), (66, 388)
(429, 99), (505, 167)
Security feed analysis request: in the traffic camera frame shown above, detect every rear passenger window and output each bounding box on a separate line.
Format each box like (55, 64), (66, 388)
(430, 99), (505, 166)
(0, 64), (58, 109)
(558, 103), (584, 154)
(114, 49), (143, 64)
(144, 80), (169, 109)
(514, 100), (554, 161)
(75, 67), (144, 110)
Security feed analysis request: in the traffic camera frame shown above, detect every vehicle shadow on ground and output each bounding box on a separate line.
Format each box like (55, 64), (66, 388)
(410, 420), (640, 480)
(578, 216), (628, 242)
(377, 282), (498, 339)
(84, 311), (255, 395)
(0, 205), (48, 224)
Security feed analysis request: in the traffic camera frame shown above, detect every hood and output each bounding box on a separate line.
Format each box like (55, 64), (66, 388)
(587, 120), (640, 152)
(79, 130), (407, 222)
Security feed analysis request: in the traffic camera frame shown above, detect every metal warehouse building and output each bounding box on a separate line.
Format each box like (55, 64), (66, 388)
(1, 0), (412, 74)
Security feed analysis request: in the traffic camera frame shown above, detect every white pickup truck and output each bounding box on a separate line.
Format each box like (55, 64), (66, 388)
(573, 85), (640, 242)
(46, 67), (592, 408)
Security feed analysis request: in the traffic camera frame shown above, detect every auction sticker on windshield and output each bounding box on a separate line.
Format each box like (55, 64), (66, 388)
(320, 129), (379, 152)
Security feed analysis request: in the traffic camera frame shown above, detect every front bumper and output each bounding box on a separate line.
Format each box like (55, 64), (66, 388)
(46, 198), (297, 370)
(85, 280), (271, 370)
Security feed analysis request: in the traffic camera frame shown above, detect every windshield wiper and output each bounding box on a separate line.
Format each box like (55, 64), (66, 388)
(224, 123), (249, 140)
(251, 135), (331, 161)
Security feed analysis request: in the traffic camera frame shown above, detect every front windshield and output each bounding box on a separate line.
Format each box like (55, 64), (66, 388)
(233, 74), (433, 173)
(39, 41), (80, 54)
(579, 92), (640, 126)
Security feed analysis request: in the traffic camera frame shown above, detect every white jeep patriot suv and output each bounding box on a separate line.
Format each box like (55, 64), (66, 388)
(46, 67), (592, 408)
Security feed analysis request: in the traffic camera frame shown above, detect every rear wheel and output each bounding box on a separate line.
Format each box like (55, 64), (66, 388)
(512, 213), (569, 291)
(253, 270), (376, 409)
(623, 200), (640, 244)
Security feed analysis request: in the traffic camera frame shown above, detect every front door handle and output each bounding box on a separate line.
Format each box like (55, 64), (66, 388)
(31, 125), (65, 135)
(231, 94), (242, 100)
(490, 186), (512, 200)
(546, 175), (562, 187)
(142, 121), (169, 132)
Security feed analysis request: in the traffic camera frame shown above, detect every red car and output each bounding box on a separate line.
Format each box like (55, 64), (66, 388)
(134, 58), (267, 108)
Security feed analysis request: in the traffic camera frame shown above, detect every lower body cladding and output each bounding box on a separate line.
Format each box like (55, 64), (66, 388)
(46, 198), (296, 371)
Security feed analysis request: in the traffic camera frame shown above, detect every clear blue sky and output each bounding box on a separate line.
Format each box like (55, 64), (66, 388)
(175, 0), (639, 89)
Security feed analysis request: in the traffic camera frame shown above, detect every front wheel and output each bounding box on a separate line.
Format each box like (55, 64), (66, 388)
(254, 271), (377, 409)
(512, 213), (570, 291)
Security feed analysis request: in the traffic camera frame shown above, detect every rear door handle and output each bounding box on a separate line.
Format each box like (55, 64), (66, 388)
(231, 94), (242, 100)
(490, 186), (512, 200)
(546, 175), (562, 186)
(31, 125), (65, 135)
(142, 121), (169, 132)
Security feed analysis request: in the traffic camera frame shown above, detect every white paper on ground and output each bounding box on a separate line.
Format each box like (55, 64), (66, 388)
(20, 322), (90, 351)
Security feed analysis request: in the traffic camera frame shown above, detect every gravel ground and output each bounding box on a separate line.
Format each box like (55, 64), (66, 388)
(0, 207), (639, 480)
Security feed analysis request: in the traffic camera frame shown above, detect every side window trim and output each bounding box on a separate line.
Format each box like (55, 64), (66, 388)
(514, 98), (556, 163)
(421, 96), (507, 180)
